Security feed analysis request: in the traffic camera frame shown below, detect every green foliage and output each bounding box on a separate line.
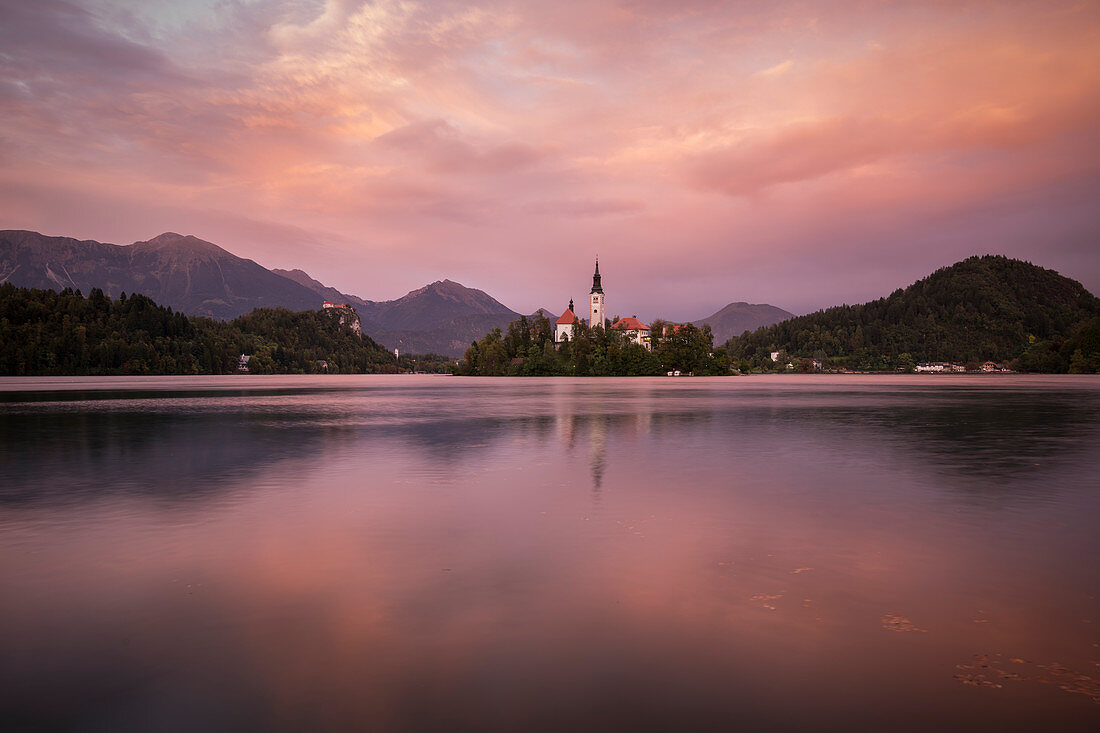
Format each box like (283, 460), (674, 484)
(228, 307), (393, 373)
(725, 256), (1100, 373)
(457, 314), (727, 376)
(396, 352), (456, 373)
(0, 284), (397, 375)
(652, 323), (729, 375)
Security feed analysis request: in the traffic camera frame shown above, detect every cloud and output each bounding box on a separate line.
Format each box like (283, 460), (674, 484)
(525, 198), (645, 217)
(757, 59), (793, 77)
(686, 15), (1100, 197)
(0, 0), (182, 84)
(375, 120), (546, 175)
(690, 116), (901, 196)
(1, 0), (1098, 313)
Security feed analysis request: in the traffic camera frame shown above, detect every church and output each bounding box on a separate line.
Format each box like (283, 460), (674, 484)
(555, 259), (652, 350)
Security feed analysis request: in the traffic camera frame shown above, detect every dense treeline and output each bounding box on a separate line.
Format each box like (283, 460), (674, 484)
(227, 306), (395, 374)
(725, 256), (1100, 373)
(0, 284), (398, 375)
(396, 352), (456, 373)
(457, 313), (730, 376)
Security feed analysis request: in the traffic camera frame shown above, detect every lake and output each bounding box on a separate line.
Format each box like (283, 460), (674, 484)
(1, 375), (1098, 731)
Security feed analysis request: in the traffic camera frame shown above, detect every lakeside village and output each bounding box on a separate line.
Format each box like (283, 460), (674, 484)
(766, 351), (1012, 374)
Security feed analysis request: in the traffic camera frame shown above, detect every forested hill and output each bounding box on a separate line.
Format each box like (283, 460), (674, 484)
(0, 284), (398, 375)
(725, 256), (1100, 373)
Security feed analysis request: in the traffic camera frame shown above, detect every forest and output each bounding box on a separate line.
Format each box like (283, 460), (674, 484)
(724, 256), (1100, 373)
(0, 284), (401, 375)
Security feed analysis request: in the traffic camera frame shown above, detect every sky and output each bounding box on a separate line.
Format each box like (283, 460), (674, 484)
(1, 0), (1098, 319)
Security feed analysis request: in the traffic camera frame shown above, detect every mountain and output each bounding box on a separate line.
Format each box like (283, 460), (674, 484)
(0, 230), (321, 319)
(372, 279), (516, 331)
(724, 255), (1100, 372)
(692, 302), (795, 343)
(271, 268), (375, 312)
(1, 230), (524, 356)
(373, 312), (525, 356)
(272, 270), (521, 354)
(364, 281), (522, 356)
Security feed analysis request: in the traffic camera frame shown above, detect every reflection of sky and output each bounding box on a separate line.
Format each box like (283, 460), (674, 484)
(1, 376), (1099, 730)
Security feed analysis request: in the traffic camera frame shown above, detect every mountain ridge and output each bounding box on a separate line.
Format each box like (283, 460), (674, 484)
(0, 229), (322, 318)
(725, 255), (1100, 372)
(3, 229), (796, 357)
(692, 301), (795, 344)
(271, 268), (375, 311)
(271, 267), (521, 352)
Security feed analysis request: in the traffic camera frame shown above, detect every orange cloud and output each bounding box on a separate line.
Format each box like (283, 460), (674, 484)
(1, 0), (1098, 313)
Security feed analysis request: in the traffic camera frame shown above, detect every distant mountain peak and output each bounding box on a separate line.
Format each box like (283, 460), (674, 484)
(692, 301), (795, 343)
(1, 229), (523, 357)
(273, 267), (327, 290)
(136, 232), (228, 257)
(401, 278), (498, 302)
(0, 229), (321, 319)
(417, 279), (463, 293)
(272, 267), (373, 311)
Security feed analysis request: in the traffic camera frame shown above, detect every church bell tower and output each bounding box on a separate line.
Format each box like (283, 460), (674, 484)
(589, 257), (605, 329)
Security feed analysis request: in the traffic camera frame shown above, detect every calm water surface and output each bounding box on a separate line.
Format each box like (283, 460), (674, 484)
(1, 375), (1098, 732)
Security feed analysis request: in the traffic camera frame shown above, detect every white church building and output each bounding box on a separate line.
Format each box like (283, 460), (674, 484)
(555, 259), (651, 350)
(555, 300), (579, 343)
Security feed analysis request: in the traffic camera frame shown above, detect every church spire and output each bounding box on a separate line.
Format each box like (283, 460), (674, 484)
(590, 257), (603, 294)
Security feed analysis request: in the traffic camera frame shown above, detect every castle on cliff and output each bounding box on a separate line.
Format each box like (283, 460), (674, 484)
(555, 259), (651, 349)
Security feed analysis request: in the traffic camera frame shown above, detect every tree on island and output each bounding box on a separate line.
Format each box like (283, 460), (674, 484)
(456, 314), (729, 376)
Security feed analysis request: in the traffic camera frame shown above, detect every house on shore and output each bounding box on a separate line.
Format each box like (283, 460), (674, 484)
(915, 362), (947, 373)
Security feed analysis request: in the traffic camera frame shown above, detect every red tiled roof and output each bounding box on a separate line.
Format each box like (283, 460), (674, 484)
(556, 309), (578, 325)
(612, 316), (649, 331)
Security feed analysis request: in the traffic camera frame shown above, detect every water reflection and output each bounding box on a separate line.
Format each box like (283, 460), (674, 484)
(4, 378), (1096, 508)
(1, 376), (1098, 732)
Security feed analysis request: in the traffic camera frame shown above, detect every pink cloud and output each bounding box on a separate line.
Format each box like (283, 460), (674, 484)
(0, 0), (1098, 315)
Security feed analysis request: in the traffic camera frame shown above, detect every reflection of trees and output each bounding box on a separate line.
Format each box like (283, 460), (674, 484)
(0, 408), (344, 506)
(687, 387), (1100, 500)
(544, 384), (1100, 500)
(5, 382), (1095, 509)
(805, 391), (1100, 485)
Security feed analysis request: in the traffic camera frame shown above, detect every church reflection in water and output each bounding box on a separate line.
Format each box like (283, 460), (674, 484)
(553, 403), (660, 494)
